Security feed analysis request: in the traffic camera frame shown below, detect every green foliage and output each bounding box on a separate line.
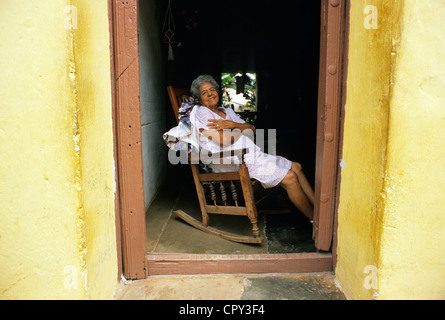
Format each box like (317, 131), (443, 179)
(221, 73), (257, 124)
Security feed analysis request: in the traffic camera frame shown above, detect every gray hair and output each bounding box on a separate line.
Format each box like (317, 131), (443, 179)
(190, 75), (220, 100)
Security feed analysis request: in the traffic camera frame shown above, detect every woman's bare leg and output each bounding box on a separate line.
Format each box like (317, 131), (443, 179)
(291, 162), (315, 205)
(279, 170), (314, 220)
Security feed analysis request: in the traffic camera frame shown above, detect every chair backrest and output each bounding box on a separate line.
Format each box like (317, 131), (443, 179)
(167, 86), (192, 124)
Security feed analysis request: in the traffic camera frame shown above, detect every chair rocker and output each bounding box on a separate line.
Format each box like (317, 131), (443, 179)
(167, 86), (291, 244)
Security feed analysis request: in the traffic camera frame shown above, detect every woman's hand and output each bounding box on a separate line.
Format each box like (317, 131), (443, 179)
(207, 119), (256, 133)
(202, 119), (256, 146)
(207, 119), (236, 131)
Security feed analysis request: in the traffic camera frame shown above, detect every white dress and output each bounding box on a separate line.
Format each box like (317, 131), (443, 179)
(193, 106), (291, 189)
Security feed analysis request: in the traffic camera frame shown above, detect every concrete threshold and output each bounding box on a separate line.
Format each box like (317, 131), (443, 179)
(114, 272), (346, 300)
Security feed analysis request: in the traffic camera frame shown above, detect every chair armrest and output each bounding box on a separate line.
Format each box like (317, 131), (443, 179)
(190, 148), (249, 164)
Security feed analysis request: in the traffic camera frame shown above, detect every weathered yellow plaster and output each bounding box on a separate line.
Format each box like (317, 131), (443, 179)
(378, 0), (445, 299)
(336, 0), (445, 299)
(335, 0), (404, 300)
(0, 0), (87, 299)
(0, 0), (117, 299)
(71, 0), (118, 300)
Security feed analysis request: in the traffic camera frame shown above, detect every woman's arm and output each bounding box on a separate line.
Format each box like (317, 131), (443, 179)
(201, 119), (256, 146)
(208, 119), (256, 133)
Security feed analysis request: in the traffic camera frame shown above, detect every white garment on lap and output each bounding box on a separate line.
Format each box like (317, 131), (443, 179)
(194, 106), (291, 189)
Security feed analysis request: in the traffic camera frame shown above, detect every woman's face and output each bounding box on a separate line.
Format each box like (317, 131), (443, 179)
(199, 82), (219, 109)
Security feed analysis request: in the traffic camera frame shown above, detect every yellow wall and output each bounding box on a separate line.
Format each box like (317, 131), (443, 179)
(377, 0), (445, 299)
(71, 0), (118, 300)
(336, 0), (445, 299)
(0, 0), (117, 299)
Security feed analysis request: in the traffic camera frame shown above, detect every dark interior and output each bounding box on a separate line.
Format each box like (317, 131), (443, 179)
(165, 0), (321, 184)
(148, 0), (322, 253)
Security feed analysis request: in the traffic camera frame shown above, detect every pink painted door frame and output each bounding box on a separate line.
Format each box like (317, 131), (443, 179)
(110, 0), (350, 279)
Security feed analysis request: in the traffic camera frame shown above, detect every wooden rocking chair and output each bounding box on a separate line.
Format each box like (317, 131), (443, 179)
(167, 85), (264, 244)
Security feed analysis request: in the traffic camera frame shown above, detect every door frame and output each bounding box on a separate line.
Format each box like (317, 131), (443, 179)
(110, 0), (147, 280)
(110, 0), (350, 279)
(313, 0), (348, 252)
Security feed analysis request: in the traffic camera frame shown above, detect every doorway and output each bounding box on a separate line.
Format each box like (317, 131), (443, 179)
(112, 0), (347, 279)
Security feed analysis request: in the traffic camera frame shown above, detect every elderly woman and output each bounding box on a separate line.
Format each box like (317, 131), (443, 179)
(190, 75), (315, 220)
